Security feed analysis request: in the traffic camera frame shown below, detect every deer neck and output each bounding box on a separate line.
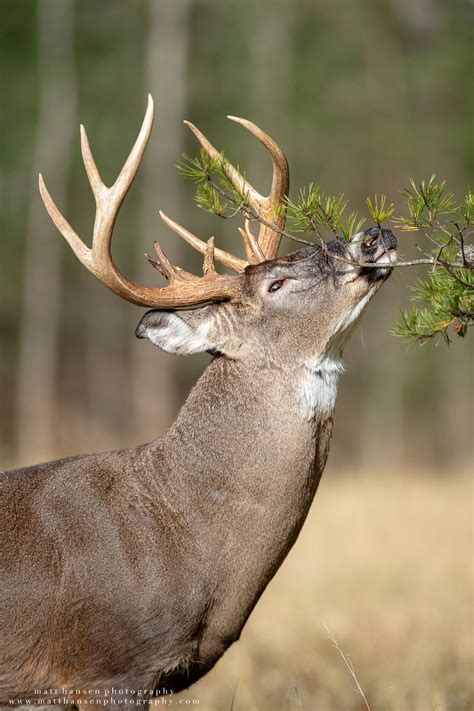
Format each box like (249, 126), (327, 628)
(159, 354), (338, 515)
(151, 355), (338, 662)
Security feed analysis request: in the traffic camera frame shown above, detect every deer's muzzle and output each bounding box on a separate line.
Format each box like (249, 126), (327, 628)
(361, 227), (398, 259)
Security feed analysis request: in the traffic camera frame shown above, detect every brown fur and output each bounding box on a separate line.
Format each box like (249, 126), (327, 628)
(1, 237), (394, 708)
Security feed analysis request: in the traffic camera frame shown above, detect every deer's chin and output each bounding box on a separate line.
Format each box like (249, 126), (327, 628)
(356, 248), (397, 286)
(363, 265), (393, 284)
(327, 253), (396, 355)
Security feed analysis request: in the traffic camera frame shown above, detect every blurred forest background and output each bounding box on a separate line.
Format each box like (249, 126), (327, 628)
(0, 1), (472, 709)
(0, 0), (472, 471)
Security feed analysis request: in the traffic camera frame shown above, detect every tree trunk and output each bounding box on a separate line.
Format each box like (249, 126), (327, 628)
(130, 0), (192, 443)
(248, 0), (294, 249)
(16, 0), (76, 464)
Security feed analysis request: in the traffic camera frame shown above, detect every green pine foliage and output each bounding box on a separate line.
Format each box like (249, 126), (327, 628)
(285, 186), (350, 236)
(177, 150), (250, 217)
(393, 178), (473, 344)
(395, 247), (474, 344)
(393, 174), (457, 231)
(366, 194), (395, 226)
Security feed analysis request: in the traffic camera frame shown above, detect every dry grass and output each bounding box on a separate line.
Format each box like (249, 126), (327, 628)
(178, 471), (473, 710)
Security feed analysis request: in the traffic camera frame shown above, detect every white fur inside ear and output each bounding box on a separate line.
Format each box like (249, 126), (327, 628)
(144, 314), (210, 355)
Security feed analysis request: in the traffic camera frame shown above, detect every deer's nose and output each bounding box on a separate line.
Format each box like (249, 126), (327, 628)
(361, 227), (397, 256)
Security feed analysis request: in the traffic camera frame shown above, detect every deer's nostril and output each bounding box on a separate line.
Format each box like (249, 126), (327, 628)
(362, 227), (398, 253)
(380, 228), (398, 250)
(361, 228), (381, 254)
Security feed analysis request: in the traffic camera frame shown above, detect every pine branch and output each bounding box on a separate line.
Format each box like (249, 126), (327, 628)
(394, 244), (474, 344)
(177, 156), (473, 345)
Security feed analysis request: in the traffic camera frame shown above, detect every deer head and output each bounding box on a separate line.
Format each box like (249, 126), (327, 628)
(39, 95), (397, 379)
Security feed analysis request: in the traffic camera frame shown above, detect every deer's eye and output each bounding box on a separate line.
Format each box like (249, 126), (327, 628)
(268, 279), (285, 293)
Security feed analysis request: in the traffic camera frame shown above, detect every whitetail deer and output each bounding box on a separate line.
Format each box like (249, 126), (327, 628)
(1, 95), (397, 708)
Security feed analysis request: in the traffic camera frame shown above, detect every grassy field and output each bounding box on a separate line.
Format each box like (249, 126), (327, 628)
(179, 471), (473, 711)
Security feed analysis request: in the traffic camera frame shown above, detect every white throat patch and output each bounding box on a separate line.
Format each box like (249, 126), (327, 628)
(298, 290), (373, 418)
(300, 356), (344, 418)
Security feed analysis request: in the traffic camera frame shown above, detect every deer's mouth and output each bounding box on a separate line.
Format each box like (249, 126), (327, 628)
(361, 251), (397, 283)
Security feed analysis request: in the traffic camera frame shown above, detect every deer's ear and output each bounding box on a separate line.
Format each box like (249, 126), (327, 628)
(135, 309), (216, 356)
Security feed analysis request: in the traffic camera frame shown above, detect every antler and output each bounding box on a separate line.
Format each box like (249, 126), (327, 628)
(39, 95), (243, 308)
(39, 96), (290, 309)
(183, 115), (289, 260)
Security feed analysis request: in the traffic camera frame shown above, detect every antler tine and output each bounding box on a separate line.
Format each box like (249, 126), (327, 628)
(39, 174), (92, 268)
(183, 120), (263, 211)
(227, 116), (288, 207)
(227, 116), (289, 260)
(40, 95), (155, 285)
(185, 117), (289, 261)
(80, 93), (155, 264)
(239, 218), (265, 265)
(203, 237), (216, 276)
(159, 211), (247, 273)
(39, 96), (243, 308)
